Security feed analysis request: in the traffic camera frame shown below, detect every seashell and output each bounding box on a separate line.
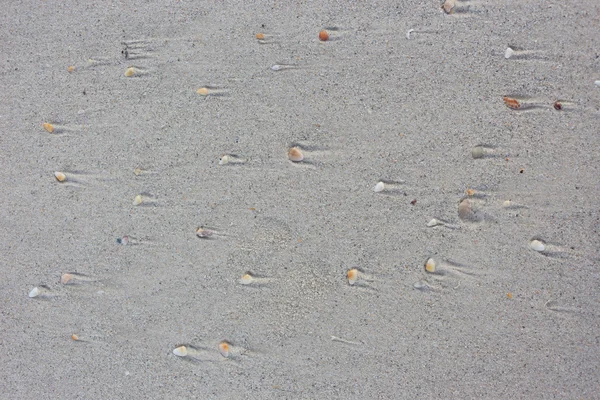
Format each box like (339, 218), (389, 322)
(424, 258), (437, 273)
(406, 29), (414, 40)
(71, 334), (79, 341)
(595, 80), (600, 87)
(133, 168), (142, 176)
(427, 218), (441, 227)
(196, 227), (214, 238)
(466, 188), (476, 197)
(61, 273), (74, 285)
(173, 346), (188, 357)
(133, 195), (143, 206)
(373, 181), (385, 192)
(347, 269), (358, 285)
(504, 47), (515, 59)
(54, 172), (67, 182)
(196, 87), (209, 96)
(529, 239), (546, 252)
(218, 155), (230, 165)
(503, 96), (521, 109)
(124, 67), (136, 77)
(255, 33), (265, 40)
(413, 280), (431, 291)
(458, 198), (475, 221)
(553, 101), (562, 110)
(67, 66), (75, 73)
(442, 0), (456, 14)
(29, 287), (40, 298)
(43, 122), (55, 133)
(240, 273), (254, 285)
(271, 64), (282, 71)
(319, 30), (329, 41)
(471, 146), (485, 159)
(288, 147), (304, 162)
(218, 341), (231, 358)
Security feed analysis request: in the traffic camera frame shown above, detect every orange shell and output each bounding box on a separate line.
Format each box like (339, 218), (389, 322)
(503, 96), (521, 109)
(255, 33), (265, 40)
(319, 30), (329, 41)
(288, 147), (304, 162)
(43, 122), (54, 133)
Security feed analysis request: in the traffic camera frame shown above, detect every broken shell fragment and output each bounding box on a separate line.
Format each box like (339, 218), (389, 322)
(458, 198), (475, 221)
(427, 218), (441, 227)
(424, 258), (437, 273)
(28, 287), (40, 298)
(61, 273), (74, 285)
(133, 195), (143, 206)
(442, 0), (456, 14)
(373, 182), (385, 192)
(218, 341), (231, 358)
(54, 172), (67, 182)
(196, 227), (214, 238)
(347, 268), (359, 285)
(43, 122), (55, 133)
(504, 47), (515, 59)
(124, 67), (136, 77)
(529, 239), (546, 252)
(288, 147), (304, 162)
(173, 346), (188, 357)
(240, 273), (254, 285)
(255, 33), (265, 40)
(503, 96), (521, 109)
(196, 87), (209, 96)
(471, 146), (486, 159)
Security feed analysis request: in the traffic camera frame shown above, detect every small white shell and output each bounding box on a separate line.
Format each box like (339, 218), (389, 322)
(413, 281), (431, 291)
(529, 239), (546, 252)
(240, 274), (254, 285)
(173, 346), (188, 357)
(504, 47), (515, 59)
(594, 80), (600, 87)
(373, 182), (385, 192)
(427, 218), (441, 227)
(471, 146), (485, 159)
(29, 287), (40, 298)
(219, 155), (230, 165)
(271, 65), (282, 71)
(406, 29), (414, 40)
(133, 195), (143, 206)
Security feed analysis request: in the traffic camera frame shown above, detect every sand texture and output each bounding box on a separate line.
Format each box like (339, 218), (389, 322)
(1, 0), (599, 398)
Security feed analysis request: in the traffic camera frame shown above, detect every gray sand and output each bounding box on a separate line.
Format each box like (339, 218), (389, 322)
(1, 1), (599, 398)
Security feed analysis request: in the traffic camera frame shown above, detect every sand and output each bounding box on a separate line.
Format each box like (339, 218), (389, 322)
(1, 0), (599, 398)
